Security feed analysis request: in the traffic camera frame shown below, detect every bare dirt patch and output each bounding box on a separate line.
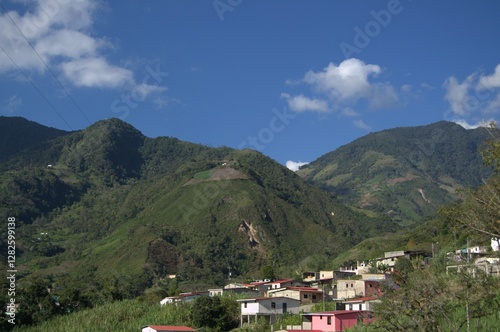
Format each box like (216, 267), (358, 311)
(183, 166), (249, 186)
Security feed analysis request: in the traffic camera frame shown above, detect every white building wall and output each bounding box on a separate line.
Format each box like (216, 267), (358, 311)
(142, 328), (157, 332)
(241, 302), (261, 315)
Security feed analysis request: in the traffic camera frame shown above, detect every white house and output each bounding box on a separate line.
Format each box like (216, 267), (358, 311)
(237, 296), (300, 326)
(160, 296), (179, 306)
(265, 278), (294, 290)
(342, 296), (381, 311)
(377, 251), (427, 272)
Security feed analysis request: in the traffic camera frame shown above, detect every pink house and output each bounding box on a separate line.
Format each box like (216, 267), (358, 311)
(302, 310), (373, 332)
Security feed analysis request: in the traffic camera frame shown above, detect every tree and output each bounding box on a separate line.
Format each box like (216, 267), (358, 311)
(189, 296), (239, 332)
(17, 278), (59, 326)
(260, 264), (276, 280)
(371, 267), (453, 332)
(392, 257), (414, 286)
(445, 122), (500, 242)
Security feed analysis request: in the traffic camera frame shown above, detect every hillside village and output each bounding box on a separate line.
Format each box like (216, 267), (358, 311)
(2, 118), (500, 331)
(150, 240), (500, 332)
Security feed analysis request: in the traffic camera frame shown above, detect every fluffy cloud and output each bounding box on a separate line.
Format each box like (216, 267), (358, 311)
(303, 58), (381, 102)
(444, 64), (500, 123)
(341, 107), (359, 117)
(453, 119), (493, 130)
(479, 64), (500, 90)
(0, 0), (165, 97)
(286, 160), (309, 172)
(282, 58), (399, 115)
(60, 57), (134, 88)
(353, 119), (371, 131)
(443, 75), (475, 116)
(280, 93), (329, 113)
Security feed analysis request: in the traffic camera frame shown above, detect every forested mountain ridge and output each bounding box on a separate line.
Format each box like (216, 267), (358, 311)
(0, 116), (398, 297)
(298, 121), (493, 224)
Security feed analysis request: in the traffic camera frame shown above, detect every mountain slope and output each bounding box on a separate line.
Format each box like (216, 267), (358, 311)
(0, 117), (398, 291)
(0, 116), (69, 164)
(298, 121), (492, 224)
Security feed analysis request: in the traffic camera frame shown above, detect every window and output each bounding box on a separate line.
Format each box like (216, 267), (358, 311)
(327, 316), (331, 325)
(312, 295), (317, 300)
(346, 283), (349, 288)
(271, 302), (276, 309)
(244, 302), (247, 308)
(304, 294), (308, 299)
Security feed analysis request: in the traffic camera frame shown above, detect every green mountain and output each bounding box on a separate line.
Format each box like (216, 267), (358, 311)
(0, 116), (69, 164)
(298, 121), (492, 225)
(0, 117), (398, 294)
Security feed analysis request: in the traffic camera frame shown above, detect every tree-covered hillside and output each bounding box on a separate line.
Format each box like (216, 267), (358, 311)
(298, 121), (493, 224)
(0, 117), (400, 329)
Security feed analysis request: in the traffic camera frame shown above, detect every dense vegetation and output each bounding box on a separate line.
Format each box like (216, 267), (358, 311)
(2, 117), (498, 331)
(0, 117), (399, 330)
(298, 121), (492, 225)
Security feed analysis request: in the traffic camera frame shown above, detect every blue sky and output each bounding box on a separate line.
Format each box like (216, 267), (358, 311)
(1, 0), (500, 170)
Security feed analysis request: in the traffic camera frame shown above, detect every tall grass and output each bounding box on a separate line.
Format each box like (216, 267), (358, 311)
(13, 299), (192, 332)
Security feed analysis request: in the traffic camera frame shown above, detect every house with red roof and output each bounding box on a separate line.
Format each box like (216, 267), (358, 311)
(141, 326), (196, 332)
(265, 278), (295, 290)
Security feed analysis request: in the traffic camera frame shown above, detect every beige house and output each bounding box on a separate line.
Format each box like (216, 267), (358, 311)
(267, 286), (324, 304)
(335, 280), (381, 300)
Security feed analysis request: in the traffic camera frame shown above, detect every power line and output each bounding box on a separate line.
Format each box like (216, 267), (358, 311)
(0, 3), (92, 125)
(0, 46), (73, 131)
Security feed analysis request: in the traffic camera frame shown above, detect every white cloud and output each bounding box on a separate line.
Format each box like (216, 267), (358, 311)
(443, 65), (500, 124)
(280, 93), (329, 113)
(453, 119), (493, 130)
(303, 58), (381, 101)
(35, 29), (101, 59)
(286, 160), (309, 172)
(443, 75), (475, 116)
(0, 0), (167, 98)
(60, 57), (134, 88)
(401, 84), (412, 92)
(369, 83), (399, 109)
(420, 83), (434, 90)
(131, 83), (168, 100)
(353, 119), (371, 131)
(341, 107), (359, 117)
(282, 58), (399, 116)
(2, 94), (23, 114)
(479, 64), (500, 90)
